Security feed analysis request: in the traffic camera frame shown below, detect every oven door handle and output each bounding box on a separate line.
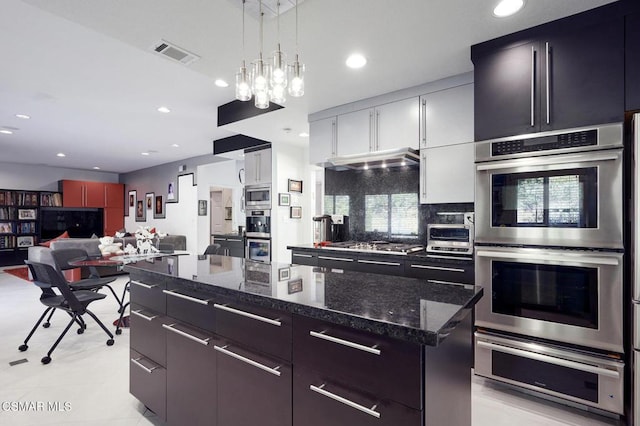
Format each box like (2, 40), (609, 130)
(476, 151), (620, 171)
(477, 341), (620, 379)
(475, 250), (620, 266)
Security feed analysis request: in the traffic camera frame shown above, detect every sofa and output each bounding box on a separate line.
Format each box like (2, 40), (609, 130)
(28, 235), (187, 277)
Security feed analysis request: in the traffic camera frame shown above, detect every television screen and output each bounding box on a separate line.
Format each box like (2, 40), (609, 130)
(40, 207), (104, 240)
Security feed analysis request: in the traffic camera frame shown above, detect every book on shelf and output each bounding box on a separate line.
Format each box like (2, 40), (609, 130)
(0, 236), (15, 249)
(40, 192), (62, 207)
(0, 191), (15, 206)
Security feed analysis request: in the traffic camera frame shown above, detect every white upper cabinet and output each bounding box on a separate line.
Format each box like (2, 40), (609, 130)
(336, 109), (371, 156)
(309, 117), (336, 165)
(376, 97), (420, 151)
(420, 83), (474, 148)
(245, 147), (272, 185)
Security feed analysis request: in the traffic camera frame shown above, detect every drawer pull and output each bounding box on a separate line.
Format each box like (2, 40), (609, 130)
(293, 253), (313, 258)
(213, 304), (282, 327)
(310, 383), (381, 419)
(162, 323), (210, 346)
(357, 259), (401, 266)
(426, 254), (473, 262)
(163, 289), (211, 305)
(410, 264), (464, 273)
(131, 310), (158, 321)
(214, 345), (281, 377)
(310, 331), (381, 355)
(131, 357), (158, 374)
(130, 280), (157, 289)
(318, 256), (354, 262)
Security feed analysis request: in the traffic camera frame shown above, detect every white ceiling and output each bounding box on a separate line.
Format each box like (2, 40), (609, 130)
(0, 0), (617, 173)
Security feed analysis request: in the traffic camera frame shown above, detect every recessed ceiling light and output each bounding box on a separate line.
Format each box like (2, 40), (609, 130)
(93, 166), (100, 170)
(299, 132), (309, 137)
(15, 114), (30, 119)
(0, 129), (13, 135)
(56, 153), (66, 157)
(141, 152), (150, 156)
(493, 0), (525, 17)
(346, 53), (367, 69)
(171, 143), (180, 148)
(157, 106), (171, 113)
(215, 79), (229, 88)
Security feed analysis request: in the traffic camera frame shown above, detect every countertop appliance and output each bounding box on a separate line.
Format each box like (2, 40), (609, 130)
(330, 214), (349, 242)
(475, 122), (623, 249)
(244, 184), (271, 210)
(326, 240), (424, 255)
(312, 215), (332, 244)
(426, 213), (474, 255)
(246, 209), (270, 238)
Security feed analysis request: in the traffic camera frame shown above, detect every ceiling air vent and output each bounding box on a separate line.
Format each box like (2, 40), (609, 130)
(152, 39), (200, 66)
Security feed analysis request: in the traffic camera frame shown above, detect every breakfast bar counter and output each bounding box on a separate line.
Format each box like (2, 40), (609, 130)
(123, 253), (483, 426)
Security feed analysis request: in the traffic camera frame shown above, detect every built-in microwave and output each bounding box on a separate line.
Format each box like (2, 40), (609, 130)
(475, 123), (623, 249)
(245, 184), (271, 210)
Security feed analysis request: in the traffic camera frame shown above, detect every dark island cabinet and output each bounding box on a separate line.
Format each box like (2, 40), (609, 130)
(473, 17), (624, 140)
(216, 340), (292, 426)
(290, 249), (318, 266)
(165, 322), (218, 426)
(212, 235), (245, 258)
(355, 254), (405, 276)
(627, 13), (640, 111)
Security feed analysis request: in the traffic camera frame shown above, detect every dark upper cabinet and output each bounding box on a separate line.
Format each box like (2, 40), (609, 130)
(627, 13), (640, 111)
(473, 17), (624, 140)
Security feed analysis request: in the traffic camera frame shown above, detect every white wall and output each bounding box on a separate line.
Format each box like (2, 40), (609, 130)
(0, 162), (119, 191)
(272, 142), (313, 263)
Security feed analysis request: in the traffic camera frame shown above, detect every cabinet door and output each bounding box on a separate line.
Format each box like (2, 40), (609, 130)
(309, 117), (336, 164)
(244, 151), (259, 186)
(61, 180), (85, 207)
(473, 41), (540, 140)
(337, 109), (372, 156)
(422, 142), (474, 204)
(541, 18), (623, 132)
(317, 252), (357, 270)
(104, 207), (123, 236)
(626, 14), (640, 111)
(245, 149), (272, 185)
(104, 183), (124, 208)
(166, 323), (217, 426)
(226, 238), (245, 257)
(375, 98), (419, 151)
(258, 148), (272, 184)
(130, 349), (166, 421)
(216, 342), (292, 426)
(83, 181), (105, 207)
(421, 84), (474, 148)
(291, 250), (318, 266)
(355, 255), (404, 276)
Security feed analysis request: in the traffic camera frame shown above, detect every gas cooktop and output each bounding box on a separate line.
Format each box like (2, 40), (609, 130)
(326, 241), (424, 254)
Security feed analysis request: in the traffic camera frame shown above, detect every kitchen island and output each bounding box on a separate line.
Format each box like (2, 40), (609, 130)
(124, 253), (482, 426)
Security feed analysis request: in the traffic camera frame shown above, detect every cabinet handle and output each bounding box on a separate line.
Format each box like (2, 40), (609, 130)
(293, 253), (313, 258)
(421, 98), (427, 148)
(357, 259), (401, 266)
(130, 280), (157, 289)
(369, 111), (374, 152)
(530, 45), (535, 127)
(409, 264), (464, 273)
(310, 330), (381, 355)
(163, 289), (211, 305)
(213, 303), (282, 326)
(545, 41), (550, 125)
(214, 345), (282, 376)
(318, 256), (354, 262)
(332, 120), (337, 156)
(310, 383), (381, 419)
(163, 323), (210, 346)
(130, 357), (158, 374)
(375, 109), (380, 151)
(131, 309), (159, 321)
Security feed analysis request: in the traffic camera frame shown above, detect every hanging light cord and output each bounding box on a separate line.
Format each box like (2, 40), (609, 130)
(295, 0), (299, 53)
(259, 0), (264, 59)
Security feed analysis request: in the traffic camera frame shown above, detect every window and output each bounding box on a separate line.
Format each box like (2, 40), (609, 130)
(365, 193), (418, 238)
(324, 195), (349, 216)
(516, 175), (583, 225)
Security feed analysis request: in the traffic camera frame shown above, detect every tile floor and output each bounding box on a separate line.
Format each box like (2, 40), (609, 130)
(0, 266), (624, 425)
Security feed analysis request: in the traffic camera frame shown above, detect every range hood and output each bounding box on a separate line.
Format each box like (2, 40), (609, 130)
(327, 147), (420, 170)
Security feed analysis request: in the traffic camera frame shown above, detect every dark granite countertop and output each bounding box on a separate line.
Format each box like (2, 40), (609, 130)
(123, 254), (482, 347)
(287, 244), (474, 260)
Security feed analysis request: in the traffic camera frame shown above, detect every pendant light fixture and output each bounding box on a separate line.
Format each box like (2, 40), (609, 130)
(235, 0), (252, 101)
(287, 0), (305, 97)
(251, 0), (271, 109)
(269, 1), (287, 104)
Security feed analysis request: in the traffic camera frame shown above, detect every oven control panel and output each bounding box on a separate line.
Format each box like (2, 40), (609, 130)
(491, 129), (597, 156)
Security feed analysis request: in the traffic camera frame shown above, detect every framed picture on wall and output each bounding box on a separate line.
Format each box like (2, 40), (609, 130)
(126, 190), (135, 217)
(18, 209), (36, 220)
(135, 200), (146, 221)
(278, 193), (291, 206)
(278, 267), (290, 281)
(290, 206), (302, 219)
(17, 236), (34, 247)
(146, 193), (154, 212)
(198, 200), (207, 216)
(287, 278), (303, 294)
(288, 179), (303, 193)
(154, 195), (165, 219)
(167, 181), (177, 202)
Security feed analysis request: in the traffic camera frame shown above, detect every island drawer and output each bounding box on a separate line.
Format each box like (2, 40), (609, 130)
(404, 255), (474, 284)
(164, 284), (217, 332)
(293, 315), (422, 410)
(215, 299), (292, 361)
(291, 250), (318, 266)
(129, 278), (166, 314)
(130, 304), (168, 367)
(130, 349), (166, 421)
(293, 367), (421, 426)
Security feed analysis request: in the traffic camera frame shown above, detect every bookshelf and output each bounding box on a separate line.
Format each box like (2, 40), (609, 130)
(0, 189), (62, 266)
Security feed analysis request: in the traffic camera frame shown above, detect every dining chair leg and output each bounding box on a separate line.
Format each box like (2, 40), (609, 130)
(43, 308), (56, 328)
(42, 314), (77, 364)
(19, 307), (53, 352)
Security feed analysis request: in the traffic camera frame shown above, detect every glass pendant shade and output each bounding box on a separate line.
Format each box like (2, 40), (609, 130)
(235, 62), (252, 101)
(251, 57), (271, 109)
(287, 55), (305, 97)
(270, 47), (287, 103)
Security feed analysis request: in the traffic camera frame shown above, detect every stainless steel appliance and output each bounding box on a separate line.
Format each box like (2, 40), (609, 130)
(246, 209), (270, 238)
(328, 240), (423, 254)
(632, 113), (640, 424)
(246, 238), (271, 263)
(313, 215), (332, 244)
(475, 246), (623, 353)
(426, 215), (474, 255)
(330, 214), (349, 242)
(475, 123), (623, 249)
(474, 331), (624, 415)
(244, 184), (271, 210)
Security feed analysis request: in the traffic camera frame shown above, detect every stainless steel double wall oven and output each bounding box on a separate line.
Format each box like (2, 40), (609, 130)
(474, 123), (625, 415)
